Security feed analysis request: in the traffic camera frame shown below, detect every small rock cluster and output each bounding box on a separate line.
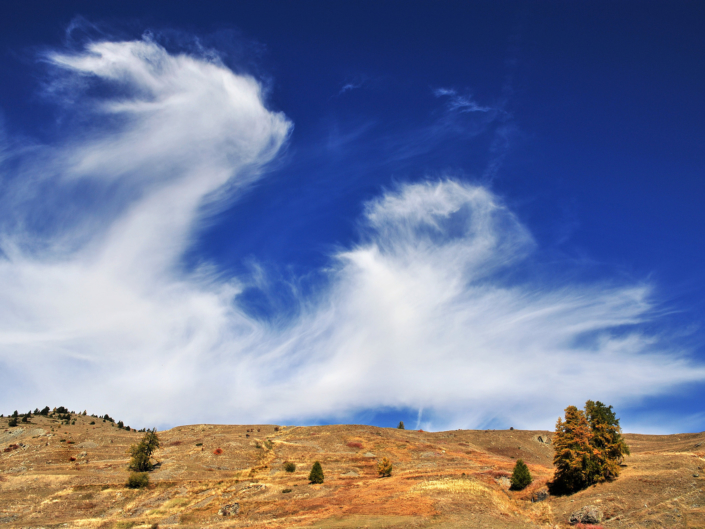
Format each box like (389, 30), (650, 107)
(218, 503), (239, 516)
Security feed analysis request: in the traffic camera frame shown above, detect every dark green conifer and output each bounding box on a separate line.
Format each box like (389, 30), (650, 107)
(397, 421), (405, 429)
(510, 459), (532, 490)
(309, 461), (324, 484)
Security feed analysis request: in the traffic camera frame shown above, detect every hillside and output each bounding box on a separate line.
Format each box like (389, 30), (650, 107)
(1, 414), (703, 528)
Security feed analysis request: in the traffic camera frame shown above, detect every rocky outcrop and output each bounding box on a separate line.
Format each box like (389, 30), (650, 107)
(531, 488), (549, 502)
(569, 505), (603, 525)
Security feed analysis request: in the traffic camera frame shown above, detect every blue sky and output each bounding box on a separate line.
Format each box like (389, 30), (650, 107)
(1, 1), (704, 433)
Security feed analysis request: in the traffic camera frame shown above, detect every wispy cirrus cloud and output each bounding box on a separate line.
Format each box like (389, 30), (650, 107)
(433, 87), (493, 113)
(0, 36), (703, 432)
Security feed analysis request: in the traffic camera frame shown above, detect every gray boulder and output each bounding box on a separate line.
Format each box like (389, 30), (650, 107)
(531, 488), (549, 502)
(218, 503), (240, 516)
(569, 505), (603, 525)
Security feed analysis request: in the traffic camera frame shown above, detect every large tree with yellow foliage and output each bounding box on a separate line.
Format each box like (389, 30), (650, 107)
(549, 401), (629, 494)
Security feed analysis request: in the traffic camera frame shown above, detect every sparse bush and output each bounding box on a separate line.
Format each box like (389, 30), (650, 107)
(309, 461), (324, 484)
(377, 457), (393, 477)
(213, 448), (223, 455)
(126, 472), (149, 489)
(347, 442), (362, 449)
(282, 488), (292, 493)
(264, 439), (274, 450)
(510, 459), (532, 490)
(195, 443), (203, 447)
(128, 428), (160, 472)
(90, 421), (95, 425)
(398, 421), (405, 429)
(283, 461), (296, 472)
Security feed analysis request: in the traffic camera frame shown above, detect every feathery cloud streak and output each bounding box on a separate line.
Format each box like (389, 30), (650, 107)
(0, 37), (703, 431)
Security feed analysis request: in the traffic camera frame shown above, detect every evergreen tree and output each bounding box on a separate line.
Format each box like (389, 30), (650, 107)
(585, 400), (630, 482)
(309, 461), (324, 484)
(397, 421), (405, 430)
(8, 416), (17, 427)
(510, 459), (532, 490)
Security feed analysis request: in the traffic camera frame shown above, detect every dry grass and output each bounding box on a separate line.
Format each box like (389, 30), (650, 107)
(411, 477), (490, 495)
(1, 416), (704, 528)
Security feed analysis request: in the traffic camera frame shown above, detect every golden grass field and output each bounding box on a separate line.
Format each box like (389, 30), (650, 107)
(1, 414), (704, 528)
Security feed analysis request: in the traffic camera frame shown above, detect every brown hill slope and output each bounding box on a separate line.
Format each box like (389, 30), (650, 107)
(0, 414), (703, 528)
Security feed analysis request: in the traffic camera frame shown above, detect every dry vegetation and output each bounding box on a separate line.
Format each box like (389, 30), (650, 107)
(0, 414), (703, 528)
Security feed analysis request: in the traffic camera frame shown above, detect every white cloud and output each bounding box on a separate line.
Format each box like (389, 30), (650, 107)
(1, 37), (703, 432)
(434, 87), (493, 113)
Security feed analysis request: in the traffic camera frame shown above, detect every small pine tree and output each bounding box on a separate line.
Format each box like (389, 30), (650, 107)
(8, 416), (17, 427)
(377, 457), (393, 477)
(309, 461), (324, 484)
(397, 421), (405, 429)
(510, 459), (532, 490)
